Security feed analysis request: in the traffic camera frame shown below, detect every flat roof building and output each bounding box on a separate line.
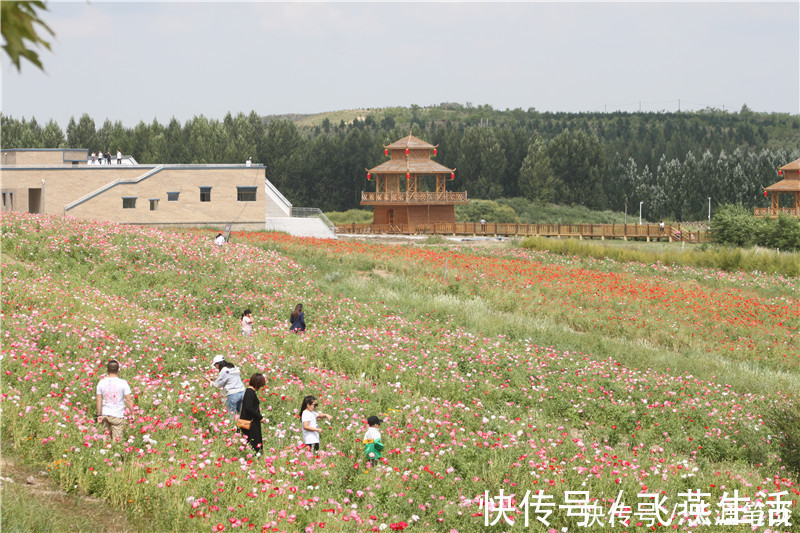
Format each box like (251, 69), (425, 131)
(1, 148), (295, 231)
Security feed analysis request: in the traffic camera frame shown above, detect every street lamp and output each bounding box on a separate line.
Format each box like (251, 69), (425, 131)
(708, 197), (711, 224)
(639, 201), (643, 225)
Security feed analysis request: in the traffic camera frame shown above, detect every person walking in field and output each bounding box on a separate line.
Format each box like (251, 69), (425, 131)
(96, 359), (135, 441)
(206, 355), (246, 420)
(241, 309), (254, 337)
(289, 303), (305, 333)
(240, 373), (266, 452)
(300, 395), (331, 452)
(363, 415), (384, 468)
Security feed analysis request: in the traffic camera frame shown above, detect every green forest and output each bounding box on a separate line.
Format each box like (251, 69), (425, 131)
(2, 103), (799, 221)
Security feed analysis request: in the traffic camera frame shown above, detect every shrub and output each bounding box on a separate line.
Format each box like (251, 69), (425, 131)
(455, 199), (519, 223)
(758, 213), (800, 251)
(711, 203), (760, 247)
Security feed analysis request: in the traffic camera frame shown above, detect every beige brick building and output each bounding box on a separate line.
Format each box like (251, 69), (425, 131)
(1, 148), (291, 230)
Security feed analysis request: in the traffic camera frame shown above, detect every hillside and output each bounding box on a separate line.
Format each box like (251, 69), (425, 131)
(2, 211), (799, 531)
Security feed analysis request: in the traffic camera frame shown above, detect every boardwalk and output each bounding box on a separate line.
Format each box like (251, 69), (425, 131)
(336, 222), (711, 243)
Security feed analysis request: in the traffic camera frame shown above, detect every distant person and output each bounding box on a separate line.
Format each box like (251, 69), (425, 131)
(240, 373), (266, 452)
(241, 309), (254, 337)
(96, 359), (135, 441)
(289, 303), (305, 333)
(363, 415), (384, 468)
(116, 149), (122, 165)
(246, 157), (252, 167)
(206, 355), (245, 420)
(214, 233), (226, 246)
(300, 395), (332, 452)
(90, 152), (97, 165)
(659, 221), (665, 233)
(104, 151), (112, 165)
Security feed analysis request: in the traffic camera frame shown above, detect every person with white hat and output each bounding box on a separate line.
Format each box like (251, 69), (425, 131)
(206, 355), (245, 421)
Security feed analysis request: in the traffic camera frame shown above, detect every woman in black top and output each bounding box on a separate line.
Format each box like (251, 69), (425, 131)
(240, 373), (265, 452)
(289, 303), (305, 333)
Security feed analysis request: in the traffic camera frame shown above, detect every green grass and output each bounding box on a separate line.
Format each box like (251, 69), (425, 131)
(520, 235), (800, 276)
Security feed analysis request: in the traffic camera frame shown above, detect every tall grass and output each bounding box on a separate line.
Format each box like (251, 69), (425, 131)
(520, 236), (800, 276)
(324, 208), (373, 225)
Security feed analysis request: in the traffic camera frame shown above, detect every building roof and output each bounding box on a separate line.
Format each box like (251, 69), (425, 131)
(765, 178), (800, 192)
(764, 157), (800, 191)
(385, 135), (436, 150)
(368, 159), (453, 174)
(779, 157), (800, 172)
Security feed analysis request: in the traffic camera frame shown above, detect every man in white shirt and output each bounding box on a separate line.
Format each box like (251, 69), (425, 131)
(96, 360), (134, 441)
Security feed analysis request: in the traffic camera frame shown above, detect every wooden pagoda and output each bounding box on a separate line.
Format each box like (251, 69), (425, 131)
(755, 157), (800, 217)
(361, 135), (467, 227)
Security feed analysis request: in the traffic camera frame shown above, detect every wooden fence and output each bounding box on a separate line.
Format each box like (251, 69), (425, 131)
(335, 222), (711, 243)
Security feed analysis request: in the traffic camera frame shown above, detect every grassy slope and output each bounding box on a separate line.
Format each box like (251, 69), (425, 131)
(1, 214), (798, 532)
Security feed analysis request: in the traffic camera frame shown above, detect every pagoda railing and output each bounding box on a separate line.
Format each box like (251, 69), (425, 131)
(361, 191), (468, 204)
(754, 206), (800, 217)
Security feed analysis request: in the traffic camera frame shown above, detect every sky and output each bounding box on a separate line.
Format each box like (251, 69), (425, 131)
(2, 1), (799, 128)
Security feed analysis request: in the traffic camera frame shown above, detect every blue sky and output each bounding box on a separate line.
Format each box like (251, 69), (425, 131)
(2, 1), (798, 128)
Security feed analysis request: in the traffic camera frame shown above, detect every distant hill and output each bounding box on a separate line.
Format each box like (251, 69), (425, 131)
(263, 109), (373, 128)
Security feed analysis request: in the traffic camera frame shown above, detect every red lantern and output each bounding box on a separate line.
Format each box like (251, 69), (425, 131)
(384, 149), (389, 157)
(406, 173), (411, 180)
(450, 172), (455, 180)
(405, 148), (410, 155)
(367, 173), (371, 181)
(764, 190), (768, 197)
(433, 148), (438, 156)
(779, 170), (783, 176)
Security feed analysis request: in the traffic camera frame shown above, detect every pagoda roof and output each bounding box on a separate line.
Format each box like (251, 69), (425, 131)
(765, 178), (800, 192)
(385, 135), (435, 150)
(779, 157), (800, 172)
(368, 159), (454, 174)
(764, 157), (800, 191)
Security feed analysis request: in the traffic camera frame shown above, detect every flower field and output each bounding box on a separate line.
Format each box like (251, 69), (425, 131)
(1, 211), (798, 532)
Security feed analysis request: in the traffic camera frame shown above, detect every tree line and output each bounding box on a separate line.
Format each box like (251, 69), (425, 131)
(2, 105), (798, 221)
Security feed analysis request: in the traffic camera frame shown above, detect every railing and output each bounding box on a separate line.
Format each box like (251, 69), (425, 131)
(291, 207), (335, 233)
(335, 222), (711, 242)
(361, 191), (468, 204)
(754, 207), (800, 217)
(264, 178), (292, 216)
(64, 165), (165, 212)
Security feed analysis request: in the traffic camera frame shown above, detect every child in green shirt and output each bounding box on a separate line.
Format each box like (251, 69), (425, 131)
(363, 415), (384, 468)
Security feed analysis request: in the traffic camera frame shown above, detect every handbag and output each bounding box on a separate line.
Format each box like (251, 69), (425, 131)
(236, 394), (252, 430)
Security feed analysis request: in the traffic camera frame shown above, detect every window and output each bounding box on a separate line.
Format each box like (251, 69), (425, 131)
(200, 187), (212, 202)
(237, 186), (257, 202)
(167, 191), (180, 202)
(1, 190), (13, 211)
(149, 199), (159, 211)
(122, 197), (137, 209)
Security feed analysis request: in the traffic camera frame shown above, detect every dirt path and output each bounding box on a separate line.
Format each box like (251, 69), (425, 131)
(1, 451), (134, 532)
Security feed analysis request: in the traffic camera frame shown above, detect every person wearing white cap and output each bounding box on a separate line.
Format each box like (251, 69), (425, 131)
(206, 355), (245, 420)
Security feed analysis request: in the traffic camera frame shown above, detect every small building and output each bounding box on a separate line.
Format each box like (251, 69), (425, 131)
(756, 157), (800, 217)
(361, 135), (467, 228)
(0, 148), (334, 236)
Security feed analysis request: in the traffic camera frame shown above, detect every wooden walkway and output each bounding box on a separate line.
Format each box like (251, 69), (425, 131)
(336, 222), (711, 243)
